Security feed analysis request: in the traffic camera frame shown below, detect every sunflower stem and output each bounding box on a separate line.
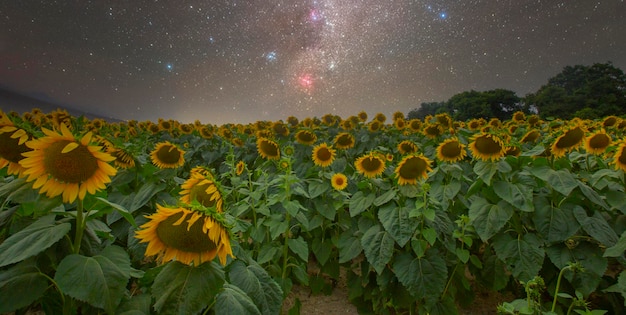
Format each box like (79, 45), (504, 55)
(73, 199), (85, 254)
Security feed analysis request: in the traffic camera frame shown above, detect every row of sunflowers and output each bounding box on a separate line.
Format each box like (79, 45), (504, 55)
(0, 108), (625, 314)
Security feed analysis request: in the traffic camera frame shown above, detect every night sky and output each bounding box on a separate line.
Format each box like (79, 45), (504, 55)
(1, 1), (625, 124)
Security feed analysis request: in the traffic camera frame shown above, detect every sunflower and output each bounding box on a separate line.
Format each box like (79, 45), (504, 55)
(612, 141), (626, 172)
(584, 130), (611, 155)
(256, 137), (280, 160)
(190, 165), (214, 178)
(150, 141), (185, 169)
(357, 111), (368, 122)
(340, 119), (354, 131)
(199, 126), (214, 139)
(312, 143), (336, 167)
(512, 111), (526, 123)
(435, 113), (452, 128)
(397, 140), (418, 155)
(395, 154), (432, 185)
(283, 145), (295, 156)
(0, 117), (31, 175)
(374, 113), (386, 123)
(423, 123), (443, 138)
(436, 138), (467, 162)
(394, 118), (406, 130)
(355, 152), (386, 178)
(468, 133), (506, 161)
(19, 124), (117, 203)
(334, 132), (355, 149)
(331, 173), (348, 190)
(272, 122), (290, 137)
(520, 130), (541, 143)
(407, 119), (422, 132)
(236, 160), (245, 175)
(287, 116), (299, 126)
(551, 125), (586, 158)
(505, 146), (521, 157)
(467, 119), (484, 131)
(135, 204), (234, 266)
(368, 120), (382, 132)
(295, 130), (317, 145)
(278, 158), (291, 171)
(109, 147), (136, 169)
(180, 173), (223, 212)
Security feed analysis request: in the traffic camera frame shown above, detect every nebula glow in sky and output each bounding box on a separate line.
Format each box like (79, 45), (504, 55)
(1, 1), (625, 124)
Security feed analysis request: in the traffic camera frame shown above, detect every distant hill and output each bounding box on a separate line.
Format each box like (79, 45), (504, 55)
(0, 88), (121, 122)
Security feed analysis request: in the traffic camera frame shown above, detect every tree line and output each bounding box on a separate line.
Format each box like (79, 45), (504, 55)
(407, 62), (626, 121)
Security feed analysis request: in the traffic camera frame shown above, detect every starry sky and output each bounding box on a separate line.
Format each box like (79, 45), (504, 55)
(1, 1), (625, 125)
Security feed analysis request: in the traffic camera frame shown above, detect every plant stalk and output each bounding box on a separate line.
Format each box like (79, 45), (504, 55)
(72, 199), (85, 254)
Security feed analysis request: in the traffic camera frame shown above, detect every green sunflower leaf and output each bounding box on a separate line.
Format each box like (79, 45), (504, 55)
(378, 202), (416, 247)
(0, 260), (49, 313)
(349, 191), (376, 217)
(393, 250), (447, 306)
(215, 284), (261, 315)
(361, 224), (394, 274)
(0, 214), (71, 267)
(228, 260), (283, 315)
(468, 197), (513, 242)
(54, 245), (131, 314)
(152, 261), (225, 315)
(492, 233), (544, 282)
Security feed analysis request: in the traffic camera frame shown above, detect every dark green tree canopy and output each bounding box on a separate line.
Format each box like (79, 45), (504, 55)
(447, 89), (524, 121)
(526, 62), (626, 119)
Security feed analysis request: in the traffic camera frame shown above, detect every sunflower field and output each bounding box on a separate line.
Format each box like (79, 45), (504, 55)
(1, 108), (625, 315)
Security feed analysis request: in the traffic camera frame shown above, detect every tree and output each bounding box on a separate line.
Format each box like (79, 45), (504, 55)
(406, 102), (448, 120)
(447, 89), (524, 121)
(526, 62), (626, 119)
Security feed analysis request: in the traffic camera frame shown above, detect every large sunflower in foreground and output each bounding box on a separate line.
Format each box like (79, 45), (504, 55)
(551, 125), (586, 158)
(584, 130), (611, 155)
(180, 173), (224, 212)
(135, 204), (234, 266)
(436, 138), (467, 162)
(355, 152), (386, 178)
(612, 141), (626, 172)
(150, 141), (185, 169)
(0, 116), (31, 175)
(395, 154), (432, 185)
(331, 173), (348, 191)
(468, 133), (506, 161)
(256, 137), (280, 160)
(312, 143), (336, 167)
(19, 124), (117, 203)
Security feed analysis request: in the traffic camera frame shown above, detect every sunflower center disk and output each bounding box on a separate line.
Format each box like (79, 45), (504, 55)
(191, 183), (217, 208)
(441, 142), (461, 158)
(589, 134), (610, 149)
(44, 140), (99, 183)
(0, 132), (29, 163)
(156, 146), (182, 164)
(475, 136), (502, 155)
(156, 212), (218, 253)
(556, 127), (584, 148)
(399, 157), (425, 180)
(317, 148), (332, 162)
(362, 157), (382, 172)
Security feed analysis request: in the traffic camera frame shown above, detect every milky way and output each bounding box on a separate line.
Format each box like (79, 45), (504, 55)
(1, 1), (624, 124)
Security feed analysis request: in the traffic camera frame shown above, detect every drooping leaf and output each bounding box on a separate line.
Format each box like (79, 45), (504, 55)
(468, 197), (513, 242)
(116, 294), (152, 315)
(228, 260), (283, 315)
(604, 230), (626, 258)
(0, 215), (71, 267)
(0, 260), (49, 313)
(546, 242), (607, 296)
(430, 180), (462, 210)
(287, 237), (309, 262)
(361, 224), (395, 274)
(152, 261), (225, 315)
(473, 161), (498, 185)
(493, 180), (534, 212)
(480, 254), (509, 291)
(492, 233), (544, 282)
(378, 202), (417, 247)
(374, 189), (397, 206)
(97, 197), (136, 227)
(576, 182), (609, 210)
(337, 230), (362, 263)
(393, 250), (447, 305)
(573, 207), (619, 247)
(349, 191), (376, 217)
(307, 178), (328, 199)
(311, 237), (333, 265)
(532, 199), (580, 244)
(214, 284), (261, 315)
(54, 246), (131, 314)
(530, 167), (578, 196)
